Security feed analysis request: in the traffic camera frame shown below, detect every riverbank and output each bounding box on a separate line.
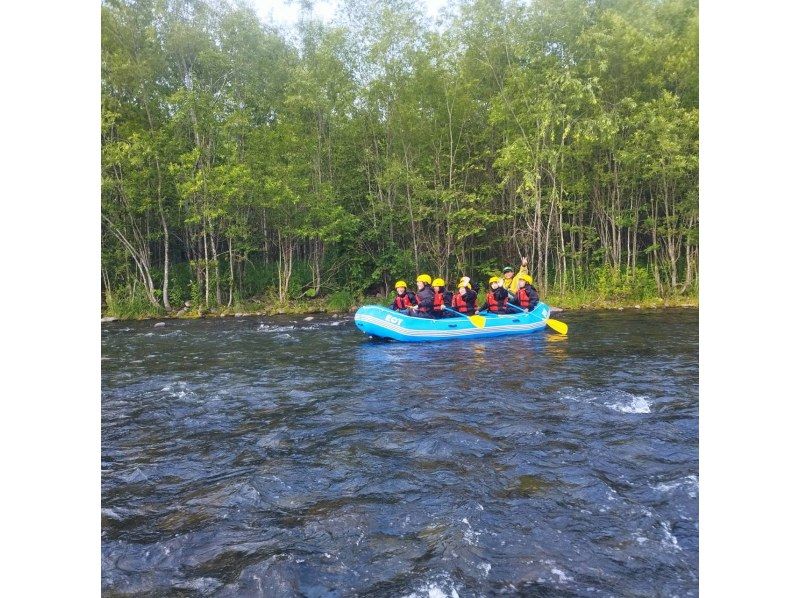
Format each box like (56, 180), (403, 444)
(542, 293), (698, 311)
(101, 293), (698, 322)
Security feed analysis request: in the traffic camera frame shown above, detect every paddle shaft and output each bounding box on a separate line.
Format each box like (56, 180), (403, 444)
(481, 301), (568, 335)
(442, 306), (486, 328)
(478, 302), (524, 314)
(443, 306), (476, 319)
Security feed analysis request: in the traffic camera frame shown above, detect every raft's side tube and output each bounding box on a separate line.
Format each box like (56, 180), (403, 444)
(354, 303), (550, 342)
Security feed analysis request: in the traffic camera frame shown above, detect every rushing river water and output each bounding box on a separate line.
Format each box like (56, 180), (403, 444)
(101, 308), (698, 597)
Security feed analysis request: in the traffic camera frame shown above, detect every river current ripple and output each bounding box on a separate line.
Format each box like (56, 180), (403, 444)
(101, 309), (698, 596)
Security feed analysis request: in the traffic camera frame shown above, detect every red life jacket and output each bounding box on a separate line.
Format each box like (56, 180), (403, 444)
(517, 287), (532, 309)
(393, 293), (412, 310)
(433, 290), (444, 311)
(486, 290), (506, 313)
(452, 293), (469, 313)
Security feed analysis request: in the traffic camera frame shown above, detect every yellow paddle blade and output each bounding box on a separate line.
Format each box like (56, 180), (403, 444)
(469, 315), (486, 328)
(546, 318), (568, 335)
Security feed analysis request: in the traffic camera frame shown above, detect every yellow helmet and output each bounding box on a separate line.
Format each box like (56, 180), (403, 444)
(432, 278), (445, 287)
(416, 274), (432, 285)
(521, 274), (533, 285)
(488, 276), (501, 284)
(395, 280), (408, 289)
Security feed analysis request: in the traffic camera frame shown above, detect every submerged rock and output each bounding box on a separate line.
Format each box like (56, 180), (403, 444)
(498, 474), (555, 498)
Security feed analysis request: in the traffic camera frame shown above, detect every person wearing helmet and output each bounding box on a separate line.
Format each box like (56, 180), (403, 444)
(479, 276), (509, 313)
(390, 280), (417, 311)
(431, 278), (453, 318)
(509, 274), (539, 312)
(409, 274), (435, 317)
(451, 279), (478, 315)
(502, 256), (530, 296)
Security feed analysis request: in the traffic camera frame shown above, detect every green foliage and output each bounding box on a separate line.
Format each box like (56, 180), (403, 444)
(188, 279), (203, 310)
(326, 290), (354, 312)
(592, 266), (659, 301)
(101, 0), (699, 318)
(104, 286), (163, 320)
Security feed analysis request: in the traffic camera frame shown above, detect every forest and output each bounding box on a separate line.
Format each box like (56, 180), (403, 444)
(101, 0), (698, 318)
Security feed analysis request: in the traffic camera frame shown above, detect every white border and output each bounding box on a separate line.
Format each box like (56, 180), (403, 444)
(701, 2), (800, 595)
(3, 0), (100, 593)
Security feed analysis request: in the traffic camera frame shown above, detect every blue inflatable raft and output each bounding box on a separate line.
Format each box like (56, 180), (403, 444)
(354, 302), (553, 342)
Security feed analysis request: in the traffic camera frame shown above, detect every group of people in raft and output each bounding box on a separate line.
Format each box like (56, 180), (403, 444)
(390, 257), (539, 318)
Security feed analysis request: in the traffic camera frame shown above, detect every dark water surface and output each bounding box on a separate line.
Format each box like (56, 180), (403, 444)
(102, 309), (698, 597)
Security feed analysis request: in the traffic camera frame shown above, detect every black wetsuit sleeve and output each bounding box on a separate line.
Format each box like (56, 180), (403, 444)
(417, 289), (434, 311)
(465, 290), (477, 313)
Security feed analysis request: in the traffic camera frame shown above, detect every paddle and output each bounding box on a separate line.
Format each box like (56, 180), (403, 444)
(504, 301), (569, 335)
(443, 306), (486, 329)
(545, 317), (568, 335)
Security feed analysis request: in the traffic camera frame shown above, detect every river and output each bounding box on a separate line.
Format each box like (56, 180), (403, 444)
(101, 308), (698, 596)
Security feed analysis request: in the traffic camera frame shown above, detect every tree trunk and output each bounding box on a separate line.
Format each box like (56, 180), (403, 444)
(403, 149), (420, 271)
(228, 238), (235, 307)
(144, 100), (172, 312)
(102, 214), (159, 306)
(210, 228), (222, 305)
(203, 224), (210, 307)
(277, 231), (294, 304)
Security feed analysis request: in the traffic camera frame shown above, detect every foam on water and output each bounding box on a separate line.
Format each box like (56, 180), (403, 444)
(256, 323), (296, 333)
(402, 574), (461, 598)
(403, 584), (460, 598)
(652, 475), (698, 498)
(558, 387), (653, 414)
(460, 517), (479, 546)
(174, 577), (222, 594)
(307, 319), (347, 329)
(660, 521), (682, 551)
(551, 567), (574, 583)
(161, 381), (194, 400)
(606, 394), (651, 414)
(159, 329), (185, 337)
